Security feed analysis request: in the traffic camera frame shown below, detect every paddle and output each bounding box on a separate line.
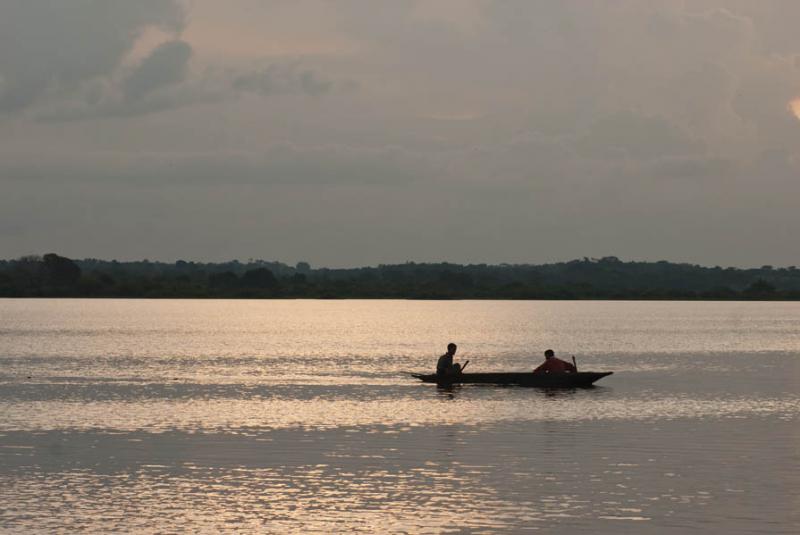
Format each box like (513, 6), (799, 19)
(572, 356), (578, 372)
(460, 359), (470, 373)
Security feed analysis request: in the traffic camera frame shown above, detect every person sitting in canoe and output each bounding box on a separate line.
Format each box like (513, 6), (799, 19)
(437, 343), (463, 376)
(533, 349), (577, 374)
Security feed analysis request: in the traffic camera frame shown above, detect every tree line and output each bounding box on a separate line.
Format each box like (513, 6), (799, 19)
(1, 254), (799, 299)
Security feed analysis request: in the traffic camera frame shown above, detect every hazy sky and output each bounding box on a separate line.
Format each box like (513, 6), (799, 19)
(2, 1), (800, 267)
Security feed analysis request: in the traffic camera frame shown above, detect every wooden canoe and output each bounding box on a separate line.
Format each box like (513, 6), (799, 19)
(411, 371), (613, 388)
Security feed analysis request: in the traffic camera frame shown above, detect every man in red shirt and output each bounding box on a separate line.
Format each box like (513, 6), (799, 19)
(533, 349), (577, 374)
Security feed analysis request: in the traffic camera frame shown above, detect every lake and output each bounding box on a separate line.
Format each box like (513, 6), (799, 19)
(1, 299), (798, 533)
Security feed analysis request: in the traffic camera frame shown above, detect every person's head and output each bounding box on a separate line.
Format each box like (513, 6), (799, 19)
(447, 343), (457, 354)
(544, 349), (555, 359)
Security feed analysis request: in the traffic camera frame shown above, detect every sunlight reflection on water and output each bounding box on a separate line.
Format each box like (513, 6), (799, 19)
(1, 394), (799, 432)
(1, 299), (799, 533)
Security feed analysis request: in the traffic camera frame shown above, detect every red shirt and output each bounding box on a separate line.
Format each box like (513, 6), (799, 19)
(533, 357), (577, 374)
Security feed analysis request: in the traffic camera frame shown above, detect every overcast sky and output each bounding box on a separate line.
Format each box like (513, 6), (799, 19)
(2, 1), (800, 267)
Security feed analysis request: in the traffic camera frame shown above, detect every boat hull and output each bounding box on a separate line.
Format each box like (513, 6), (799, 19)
(411, 371), (613, 387)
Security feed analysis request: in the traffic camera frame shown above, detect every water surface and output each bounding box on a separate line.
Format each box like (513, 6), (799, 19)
(1, 299), (798, 533)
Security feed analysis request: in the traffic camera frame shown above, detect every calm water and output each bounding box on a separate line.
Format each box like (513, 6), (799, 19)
(1, 299), (799, 533)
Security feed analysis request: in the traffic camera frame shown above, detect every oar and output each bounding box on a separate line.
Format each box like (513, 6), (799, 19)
(460, 359), (470, 373)
(572, 356), (578, 372)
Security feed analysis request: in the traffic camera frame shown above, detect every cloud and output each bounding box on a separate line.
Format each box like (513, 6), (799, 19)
(732, 56), (800, 149)
(233, 63), (334, 97)
(734, 0), (800, 54)
(0, 144), (435, 187)
(0, 0), (184, 113)
(647, 156), (733, 180)
(36, 59), (346, 122)
(0, 2), (343, 121)
(33, 39), (207, 122)
(4, 0), (800, 266)
(576, 111), (703, 160)
(123, 40), (193, 101)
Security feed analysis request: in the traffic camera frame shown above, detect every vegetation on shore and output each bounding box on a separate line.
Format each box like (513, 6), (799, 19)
(1, 253), (799, 300)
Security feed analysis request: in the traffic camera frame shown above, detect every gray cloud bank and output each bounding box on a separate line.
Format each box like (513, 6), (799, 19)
(2, 1), (800, 267)
(0, 0), (184, 112)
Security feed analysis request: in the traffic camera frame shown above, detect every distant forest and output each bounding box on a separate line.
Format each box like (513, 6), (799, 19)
(1, 253), (799, 300)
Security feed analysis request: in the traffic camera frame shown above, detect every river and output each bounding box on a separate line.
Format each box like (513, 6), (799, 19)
(1, 299), (798, 533)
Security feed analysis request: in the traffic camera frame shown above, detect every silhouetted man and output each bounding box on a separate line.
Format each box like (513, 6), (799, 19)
(437, 343), (462, 376)
(533, 349), (577, 374)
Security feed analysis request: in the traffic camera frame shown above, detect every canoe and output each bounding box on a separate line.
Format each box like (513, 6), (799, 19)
(411, 371), (613, 388)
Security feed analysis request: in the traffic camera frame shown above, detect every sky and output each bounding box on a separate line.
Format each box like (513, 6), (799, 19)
(2, 0), (800, 267)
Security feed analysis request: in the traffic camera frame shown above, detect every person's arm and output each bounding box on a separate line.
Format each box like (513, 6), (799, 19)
(532, 362), (547, 374)
(565, 361), (577, 373)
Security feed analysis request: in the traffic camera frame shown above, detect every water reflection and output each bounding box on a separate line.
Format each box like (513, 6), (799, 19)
(435, 383), (462, 399)
(2, 418), (796, 533)
(1, 384), (799, 432)
(1, 299), (800, 533)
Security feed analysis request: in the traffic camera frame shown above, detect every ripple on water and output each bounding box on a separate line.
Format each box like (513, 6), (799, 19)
(2, 299), (800, 533)
(1, 418), (797, 534)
